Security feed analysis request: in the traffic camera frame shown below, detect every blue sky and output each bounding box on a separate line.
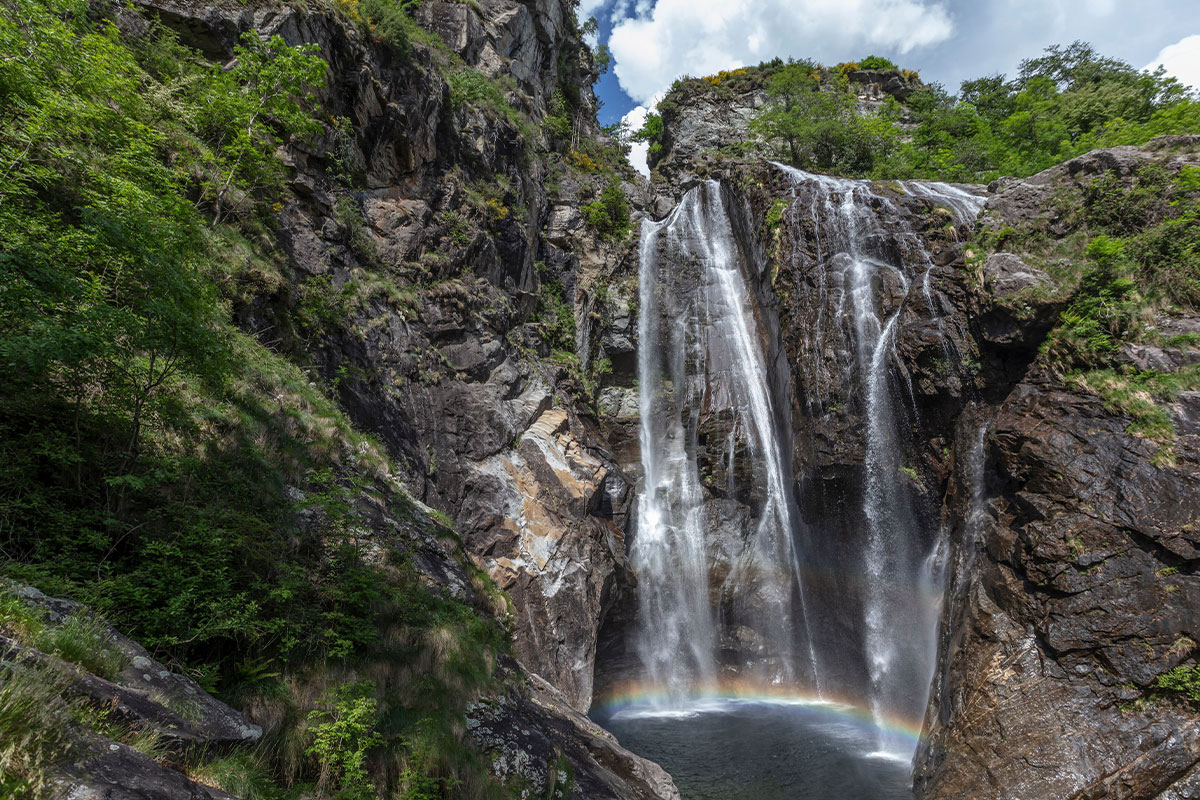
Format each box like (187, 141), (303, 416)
(584, 0), (1200, 130)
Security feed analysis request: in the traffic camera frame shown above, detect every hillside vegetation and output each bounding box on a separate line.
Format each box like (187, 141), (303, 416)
(0, 0), (602, 796)
(638, 42), (1200, 182)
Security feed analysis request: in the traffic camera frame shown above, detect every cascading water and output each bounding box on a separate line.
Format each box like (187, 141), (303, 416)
(632, 180), (818, 701)
(596, 169), (986, 799)
(774, 165), (985, 758)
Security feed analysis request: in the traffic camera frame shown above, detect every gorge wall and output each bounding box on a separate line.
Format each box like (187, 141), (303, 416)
(623, 73), (1200, 798)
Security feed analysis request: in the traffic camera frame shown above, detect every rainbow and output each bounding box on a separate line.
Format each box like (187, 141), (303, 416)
(591, 679), (927, 754)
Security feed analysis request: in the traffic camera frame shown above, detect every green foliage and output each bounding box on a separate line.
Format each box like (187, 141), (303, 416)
(448, 69), (504, 110)
(531, 264), (576, 353)
(1071, 364), (1200, 442)
(1156, 665), (1200, 703)
(765, 198), (789, 237)
(1043, 235), (1141, 369)
(631, 112), (665, 161)
(187, 750), (284, 800)
(353, 0), (425, 55)
(744, 40), (1198, 182)
(858, 55), (898, 71)
(447, 69), (529, 137)
(750, 62), (895, 175)
(0, 591), (44, 640)
(582, 183), (632, 241)
(593, 43), (612, 75)
(544, 88), (574, 143)
(196, 33), (326, 223)
(397, 723), (461, 800)
(307, 681), (385, 800)
(335, 194), (378, 263)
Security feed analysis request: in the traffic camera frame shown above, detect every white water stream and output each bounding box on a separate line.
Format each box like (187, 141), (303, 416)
(630, 169), (986, 764)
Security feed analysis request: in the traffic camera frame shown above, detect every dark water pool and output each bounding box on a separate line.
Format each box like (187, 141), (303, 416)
(595, 702), (914, 800)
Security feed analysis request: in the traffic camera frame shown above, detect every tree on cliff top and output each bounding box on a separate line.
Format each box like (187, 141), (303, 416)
(750, 60), (896, 175)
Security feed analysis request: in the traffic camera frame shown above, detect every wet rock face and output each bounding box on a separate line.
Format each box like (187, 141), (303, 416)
(915, 376), (1200, 799)
(915, 142), (1200, 800)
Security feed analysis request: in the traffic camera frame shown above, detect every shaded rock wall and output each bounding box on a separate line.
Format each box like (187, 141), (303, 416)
(915, 142), (1200, 800)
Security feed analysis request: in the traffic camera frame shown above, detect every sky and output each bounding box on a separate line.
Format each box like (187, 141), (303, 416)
(579, 0), (1200, 174)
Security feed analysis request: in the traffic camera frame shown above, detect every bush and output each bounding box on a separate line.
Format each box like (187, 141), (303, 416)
(858, 55), (898, 71)
(582, 183), (632, 241)
(307, 681), (384, 800)
(631, 112), (664, 161)
(1156, 665), (1200, 703)
(1042, 235), (1142, 369)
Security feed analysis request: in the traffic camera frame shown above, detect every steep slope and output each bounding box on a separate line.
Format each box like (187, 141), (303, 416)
(915, 139), (1200, 800)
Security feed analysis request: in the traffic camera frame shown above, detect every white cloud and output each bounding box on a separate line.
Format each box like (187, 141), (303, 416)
(577, 0), (610, 20)
(608, 0), (955, 105)
(1144, 34), (1200, 91)
(623, 105), (651, 176)
(621, 96), (662, 177)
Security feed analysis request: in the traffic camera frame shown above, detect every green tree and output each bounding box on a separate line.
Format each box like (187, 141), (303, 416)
(195, 33), (325, 223)
(307, 682), (384, 800)
(751, 61), (894, 175)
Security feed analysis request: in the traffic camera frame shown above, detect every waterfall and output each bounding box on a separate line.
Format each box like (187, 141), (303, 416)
(633, 180), (819, 703)
(774, 165), (984, 758)
(627, 167), (984, 763)
(900, 180), (988, 226)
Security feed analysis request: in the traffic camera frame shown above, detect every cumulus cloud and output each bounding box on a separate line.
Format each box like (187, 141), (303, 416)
(622, 105), (651, 177)
(621, 95), (663, 177)
(577, 0), (610, 19)
(1144, 34), (1200, 91)
(608, 0), (955, 105)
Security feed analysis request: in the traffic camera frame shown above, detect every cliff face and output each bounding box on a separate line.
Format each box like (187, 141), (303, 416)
(31, 0), (673, 797)
(137, 0), (644, 715)
(914, 142), (1200, 800)
(21, 1), (1199, 792)
(612, 71), (1200, 798)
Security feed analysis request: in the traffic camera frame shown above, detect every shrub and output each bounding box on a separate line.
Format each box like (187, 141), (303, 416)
(531, 270), (576, 353)
(631, 112), (664, 161)
(582, 183), (632, 241)
(859, 55), (898, 71)
(1156, 665), (1200, 703)
(307, 681), (384, 800)
(1042, 235), (1141, 369)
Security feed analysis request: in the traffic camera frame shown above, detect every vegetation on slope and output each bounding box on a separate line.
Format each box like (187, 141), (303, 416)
(0, 0), (543, 796)
(641, 41), (1199, 182)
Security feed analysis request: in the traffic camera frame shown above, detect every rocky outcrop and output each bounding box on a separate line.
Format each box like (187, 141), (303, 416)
(129, 0), (644, 724)
(1, 584), (258, 800)
(468, 660), (679, 800)
(915, 374), (1200, 800)
(461, 406), (628, 709)
(628, 72), (1200, 795)
(915, 142), (1200, 800)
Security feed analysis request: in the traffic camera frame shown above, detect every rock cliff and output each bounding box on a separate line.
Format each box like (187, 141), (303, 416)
(9, 1), (1198, 794)
(596, 69), (1200, 798)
